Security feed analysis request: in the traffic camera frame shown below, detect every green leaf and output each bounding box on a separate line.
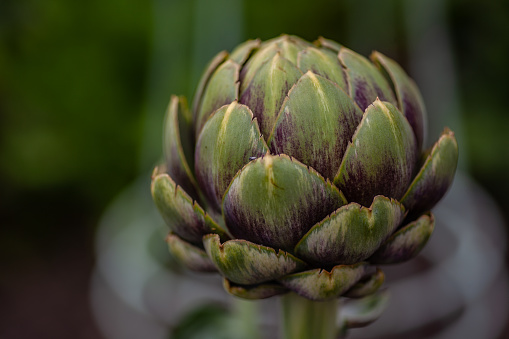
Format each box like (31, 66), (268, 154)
(239, 53), (302, 136)
(240, 36), (310, 97)
(334, 100), (418, 207)
(151, 167), (228, 245)
(268, 72), (362, 180)
(192, 50), (229, 120)
(278, 263), (367, 301)
(195, 59), (240, 135)
(339, 48), (397, 111)
(229, 39), (260, 65)
(163, 95), (197, 198)
(340, 290), (389, 329)
(223, 154), (347, 251)
(195, 102), (268, 211)
(370, 212), (434, 264)
(400, 128), (458, 218)
(170, 303), (230, 339)
(297, 47), (347, 89)
(166, 233), (217, 272)
(203, 234), (307, 285)
(344, 268), (385, 298)
(314, 36), (343, 52)
(371, 51), (427, 149)
(239, 44), (278, 93)
(295, 196), (405, 265)
(223, 278), (288, 300)
(260, 35), (313, 64)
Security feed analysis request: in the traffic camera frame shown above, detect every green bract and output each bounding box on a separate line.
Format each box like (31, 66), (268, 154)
(151, 35), (458, 301)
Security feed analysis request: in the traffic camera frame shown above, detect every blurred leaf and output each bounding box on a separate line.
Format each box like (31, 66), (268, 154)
(170, 303), (231, 339)
(0, 0), (151, 206)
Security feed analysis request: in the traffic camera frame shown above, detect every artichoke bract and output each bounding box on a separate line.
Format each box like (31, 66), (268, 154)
(151, 35), (458, 301)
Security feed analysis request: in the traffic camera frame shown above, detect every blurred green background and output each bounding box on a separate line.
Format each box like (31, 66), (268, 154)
(1, 0), (508, 338)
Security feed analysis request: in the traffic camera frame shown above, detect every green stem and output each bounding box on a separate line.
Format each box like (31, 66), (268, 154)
(281, 293), (340, 339)
(231, 299), (261, 339)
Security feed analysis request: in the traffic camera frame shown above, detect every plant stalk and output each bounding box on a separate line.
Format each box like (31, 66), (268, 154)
(280, 293), (340, 339)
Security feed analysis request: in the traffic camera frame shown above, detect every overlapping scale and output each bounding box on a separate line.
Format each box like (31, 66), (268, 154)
(195, 102), (268, 211)
(371, 51), (427, 149)
(223, 278), (288, 299)
(203, 234), (307, 285)
(370, 213), (435, 264)
(334, 100), (417, 207)
(268, 71), (362, 180)
(222, 154), (347, 252)
(195, 59), (240, 135)
(339, 48), (397, 111)
(297, 47), (347, 89)
(278, 263), (367, 301)
(166, 233), (216, 272)
(401, 128), (458, 219)
(239, 53), (302, 137)
(294, 196), (405, 265)
(344, 268), (385, 298)
(163, 96), (197, 198)
(151, 167), (227, 246)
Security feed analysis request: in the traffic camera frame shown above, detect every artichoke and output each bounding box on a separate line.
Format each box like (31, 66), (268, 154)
(151, 35), (458, 301)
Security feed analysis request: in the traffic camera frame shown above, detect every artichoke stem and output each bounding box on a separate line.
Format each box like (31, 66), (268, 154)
(280, 293), (340, 339)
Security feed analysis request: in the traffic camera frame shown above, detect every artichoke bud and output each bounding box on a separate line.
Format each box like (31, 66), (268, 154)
(151, 35), (459, 301)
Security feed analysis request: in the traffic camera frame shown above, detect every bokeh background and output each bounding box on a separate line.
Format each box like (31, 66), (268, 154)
(1, 0), (508, 338)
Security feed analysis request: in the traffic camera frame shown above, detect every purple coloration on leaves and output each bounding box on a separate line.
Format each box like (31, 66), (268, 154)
(371, 51), (427, 149)
(239, 54), (302, 137)
(352, 79), (371, 112)
(269, 73), (363, 180)
(223, 155), (345, 251)
(151, 35), (459, 302)
(401, 128), (458, 219)
(370, 213), (434, 264)
(335, 100), (417, 207)
(195, 103), (268, 211)
(151, 169), (224, 246)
